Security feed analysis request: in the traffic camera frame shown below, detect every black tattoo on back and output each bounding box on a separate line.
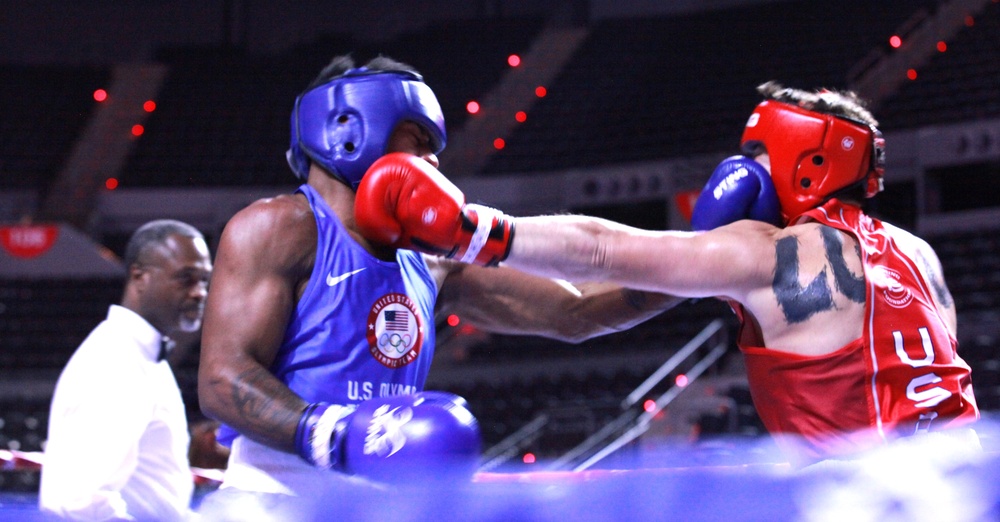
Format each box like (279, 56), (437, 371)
(820, 227), (865, 303)
(773, 235), (834, 323)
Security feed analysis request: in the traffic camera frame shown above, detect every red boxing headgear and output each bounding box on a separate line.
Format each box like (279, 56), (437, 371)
(741, 100), (885, 221)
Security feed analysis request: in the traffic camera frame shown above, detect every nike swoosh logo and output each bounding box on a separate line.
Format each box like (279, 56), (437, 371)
(326, 268), (367, 287)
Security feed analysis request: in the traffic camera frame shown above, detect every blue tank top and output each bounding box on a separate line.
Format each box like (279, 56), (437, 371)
(218, 185), (437, 446)
(272, 185), (438, 404)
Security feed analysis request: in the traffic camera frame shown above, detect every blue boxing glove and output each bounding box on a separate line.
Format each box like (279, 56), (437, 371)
(690, 155), (782, 230)
(295, 392), (481, 484)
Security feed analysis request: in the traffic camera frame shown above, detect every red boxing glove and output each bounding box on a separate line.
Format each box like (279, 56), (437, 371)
(355, 152), (514, 266)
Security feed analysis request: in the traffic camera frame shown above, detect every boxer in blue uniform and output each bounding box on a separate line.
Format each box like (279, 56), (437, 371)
(197, 55), (682, 510)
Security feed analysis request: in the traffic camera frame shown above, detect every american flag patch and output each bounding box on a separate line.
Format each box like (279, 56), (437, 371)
(384, 310), (409, 331)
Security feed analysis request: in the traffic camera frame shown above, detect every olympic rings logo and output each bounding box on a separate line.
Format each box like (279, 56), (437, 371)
(367, 292), (424, 369)
(379, 332), (413, 353)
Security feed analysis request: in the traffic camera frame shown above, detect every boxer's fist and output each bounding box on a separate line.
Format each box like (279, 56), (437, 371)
(355, 153), (514, 266)
(343, 392), (481, 483)
(691, 155), (782, 230)
(295, 392), (481, 484)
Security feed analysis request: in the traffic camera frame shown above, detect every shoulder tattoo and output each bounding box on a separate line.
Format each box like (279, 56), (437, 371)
(773, 235), (834, 323)
(917, 251), (954, 308)
(820, 226), (865, 304)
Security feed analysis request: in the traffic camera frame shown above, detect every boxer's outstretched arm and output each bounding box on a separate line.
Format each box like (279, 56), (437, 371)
(353, 152), (781, 320)
(432, 260), (684, 343)
(199, 195), (315, 453)
(504, 215), (781, 304)
(354, 152), (696, 336)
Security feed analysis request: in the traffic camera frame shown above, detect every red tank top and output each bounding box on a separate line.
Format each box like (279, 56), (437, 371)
(735, 200), (978, 463)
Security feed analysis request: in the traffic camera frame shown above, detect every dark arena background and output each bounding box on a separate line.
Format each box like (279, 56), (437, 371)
(2, 0), (1000, 520)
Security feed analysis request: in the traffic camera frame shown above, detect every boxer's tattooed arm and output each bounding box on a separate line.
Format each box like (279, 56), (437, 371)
(773, 234), (834, 323)
(918, 251), (954, 307)
(232, 366), (301, 442)
(820, 226), (865, 303)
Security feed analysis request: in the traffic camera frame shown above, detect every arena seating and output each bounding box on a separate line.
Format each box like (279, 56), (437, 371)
(101, 0), (1000, 192)
(0, 400), (48, 454)
(117, 45), (309, 187)
(366, 16), (548, 133)
(117, 17), (547, 188)
(0, 279), (120, 370)
(482, 0), (938, 175)
(930, 230), (1000, 411)
(879, 0), (1000, 129)
(0, 65), (109, 192)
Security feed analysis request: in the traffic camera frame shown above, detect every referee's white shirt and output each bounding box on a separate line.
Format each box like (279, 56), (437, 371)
(40, 305), (194, 521)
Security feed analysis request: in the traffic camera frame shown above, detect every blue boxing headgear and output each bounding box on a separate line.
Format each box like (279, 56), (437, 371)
(287, 67), (447, 189)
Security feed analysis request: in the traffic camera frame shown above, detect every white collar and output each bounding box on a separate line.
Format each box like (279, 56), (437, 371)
(107, 304), (169, 362)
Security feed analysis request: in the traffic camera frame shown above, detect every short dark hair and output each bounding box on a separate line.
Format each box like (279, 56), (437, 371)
(757, 81), (879, 127)
(304, 54), (421, 92)
(123, 219), (204, 270)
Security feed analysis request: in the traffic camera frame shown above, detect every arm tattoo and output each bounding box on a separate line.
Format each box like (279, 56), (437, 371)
(773, 235), (834, 323)
(820, 226), (865, 303)
(918, 252), (954, 307)
(232, 366), (300, 432)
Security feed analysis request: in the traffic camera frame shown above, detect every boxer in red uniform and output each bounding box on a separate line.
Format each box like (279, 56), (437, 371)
(356, 81), (980, 465)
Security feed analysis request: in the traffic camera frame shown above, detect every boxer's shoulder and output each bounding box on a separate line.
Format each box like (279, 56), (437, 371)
(227, 194), (312, 237)
(222, 194), (317, 273)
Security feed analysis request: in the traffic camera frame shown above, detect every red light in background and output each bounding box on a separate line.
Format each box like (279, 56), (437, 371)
(675, 374), (689, 387)
(937, 41), (947, 52)
(447, 314), (460, 327)
(535, 86), (547, 98)
(889, 35), (902, 48)
(523, 453), (536, 464)
(515, 111), (527, 122)
(105, 178), (118, 190)
(507, 54), (521, 67)
(965, 15), (975, 26)
(143, 100), (156, 112)
(493, 138), (506, 150)
(93, 89), (108, 102)
(907, 69), (918, 80)
(643, 399), (656, 412)
(131, 124), (144, 136)
(466, 101), (480, 114)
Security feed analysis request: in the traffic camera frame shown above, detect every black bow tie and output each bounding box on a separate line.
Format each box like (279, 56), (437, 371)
(159, 337), (176, 362)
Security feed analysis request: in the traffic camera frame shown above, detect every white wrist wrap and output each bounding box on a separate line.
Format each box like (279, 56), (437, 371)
(310, 404), (356, 469)
(460, 204), (498, 264)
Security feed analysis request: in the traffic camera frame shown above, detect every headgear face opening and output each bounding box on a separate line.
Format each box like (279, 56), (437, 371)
(741, 100), (885, 221)
(287, 68), (447, 189)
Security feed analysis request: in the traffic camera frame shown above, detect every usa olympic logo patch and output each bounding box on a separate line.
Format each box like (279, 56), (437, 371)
(367, 293), (423, 368)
